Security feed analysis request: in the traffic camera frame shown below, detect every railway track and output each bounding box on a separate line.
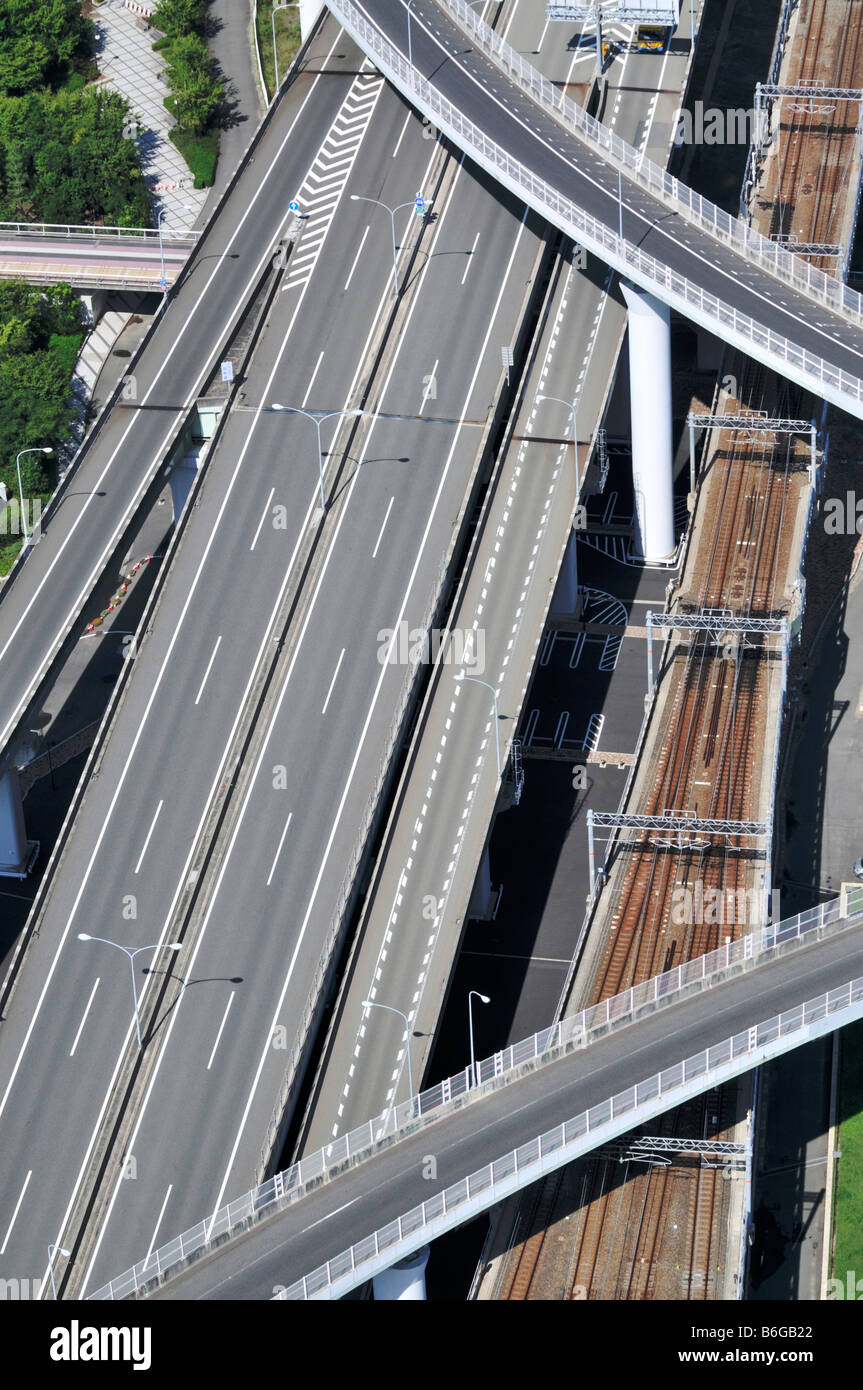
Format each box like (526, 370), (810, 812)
(498, 3), (853, 1306)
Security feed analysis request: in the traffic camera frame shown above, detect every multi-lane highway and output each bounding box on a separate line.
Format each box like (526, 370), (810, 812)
(142, 914), (863, 1300)
(0, 9), (558, 1297)
(298, 0), (699, 1154)
(0, 31), (367, 761)
(334, 0), (863, 415)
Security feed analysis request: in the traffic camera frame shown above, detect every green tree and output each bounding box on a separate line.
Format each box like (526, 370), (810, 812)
(163, 34), (222, 133)
(152, 0), (208, 38)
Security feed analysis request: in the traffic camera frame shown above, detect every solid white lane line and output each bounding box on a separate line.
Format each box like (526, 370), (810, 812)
(392, 109), (412, 158)
(206, 994), (236, 1071)
(371, 496), (395, 558)
(144, 1185), (173, 1266)
(134, 800), (164, 875)
(69, 979), (100, 1058)
(194, 635), (223, 706)
(301, 350), (325, 408)
(461, 232), (480, 285)
(1, 1170), (31, 1253)
(321, 648), (346, 715)
(344, 224), (371, 290)
(78, 130), (446, 1301)
(250, 487), (275, 551)
(0, 26), (348, 755)
(266, 812), (294, 887)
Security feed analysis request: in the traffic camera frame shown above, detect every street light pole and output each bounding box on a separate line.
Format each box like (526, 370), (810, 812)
(361, 999), (415, 1103)
(15, 446), (52, 544)
(468, 989), (490, 1087)
(272, 1), (301, 95)
(349, 194), (421, 297)
(47, 1244), (70, 1299)
(77, 934), (182, 1046)
(270, 404), (366, 510)
(454, 673), (501, 778)
(537, 392), (581, 491)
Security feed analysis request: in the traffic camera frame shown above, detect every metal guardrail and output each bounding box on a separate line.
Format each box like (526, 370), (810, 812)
(323, 0), (863, 408)
(438, 0), (860, 318)
(87, 888), (863, 1298)
(273, 974), (863, 1300)
(0, 221), (198, 243)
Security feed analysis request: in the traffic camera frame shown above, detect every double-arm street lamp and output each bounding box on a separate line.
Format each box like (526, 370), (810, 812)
(77, 934), (182, 1047)
(270, 404), (367, 510)
(349, 193), (424, 297)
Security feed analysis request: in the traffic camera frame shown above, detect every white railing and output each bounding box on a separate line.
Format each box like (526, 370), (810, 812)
(273, 975), (863, 1300)
(87, 888), (863, 1299)
(0, 221), (198, 243)
(437, 0), (863, 321)
(322, 2), (863, 410)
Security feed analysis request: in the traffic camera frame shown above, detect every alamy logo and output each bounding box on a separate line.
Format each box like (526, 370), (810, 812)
(50, 1321), (152, 1371)
(825, 1271), (863, 1299)
(670, 883), (775, 927)
(0, 1277), (42, 1299)
(377, 622), (485, 673)
(673, 101), (766, 147)
(0, 497), (41, 539)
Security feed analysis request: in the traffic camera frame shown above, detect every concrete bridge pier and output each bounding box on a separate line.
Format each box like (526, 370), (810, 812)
(552, 527), (582, 616)
(81, 289), (108, 326)
(621, 282), (676, 561)
(373, 1245), (429, 1300)
(0, 765), (36, 877)
(168, 455), (199, 522)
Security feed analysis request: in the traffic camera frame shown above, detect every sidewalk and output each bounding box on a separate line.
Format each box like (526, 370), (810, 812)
(91, 1), (209, 227)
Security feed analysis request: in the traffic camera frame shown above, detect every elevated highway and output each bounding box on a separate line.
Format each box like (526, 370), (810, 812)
(0, 45), (357, 762)
(327, 0), (863, 418)
(0, 224), (195, 289)
(88, 897), (863, 1299)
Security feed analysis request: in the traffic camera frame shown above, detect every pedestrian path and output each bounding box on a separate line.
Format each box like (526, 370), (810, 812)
(91, 0), (208, 229)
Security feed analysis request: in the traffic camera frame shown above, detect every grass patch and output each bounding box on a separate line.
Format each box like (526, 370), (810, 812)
(168, 120), (219, 188)
(832, 1019), (863, 1282)
(256, 1), (302, 101)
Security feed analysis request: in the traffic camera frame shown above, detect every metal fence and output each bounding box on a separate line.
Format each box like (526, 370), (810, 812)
(438, 0), (861, 319)
(87, 887), (863, 1298)
(0, 221), (198, 243)
(274, 974), (863, 1300)
(324, 1), (863, 407)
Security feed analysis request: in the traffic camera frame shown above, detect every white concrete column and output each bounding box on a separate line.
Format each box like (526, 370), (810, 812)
(299, 0), (323, 41)
(621, 282), (675, 561)
(373, 1245), (430, 1300)
(0, 767), (30, 876)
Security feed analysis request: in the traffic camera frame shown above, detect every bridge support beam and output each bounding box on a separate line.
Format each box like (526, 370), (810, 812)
(0, 766), (36, 877)
(373, 1244), (429, 1300)
(621, 283), (675, 561)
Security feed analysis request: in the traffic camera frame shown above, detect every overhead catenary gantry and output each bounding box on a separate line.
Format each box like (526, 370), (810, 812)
(686, 412), (818, 495)
(585, 809), (770, 894)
